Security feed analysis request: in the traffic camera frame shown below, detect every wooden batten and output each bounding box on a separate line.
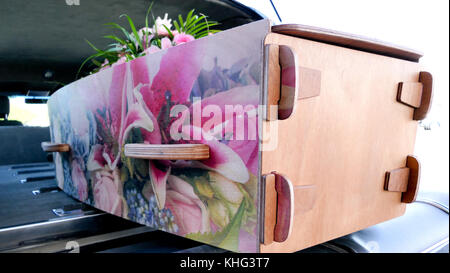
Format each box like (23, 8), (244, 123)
(384, 155), (420, 203)
(41, 142), (70, 153)
(397, 82), (423, 108)
(385, 167), (410, 192)
(396, 71), (434, 121)
(124, 144), (210, 160)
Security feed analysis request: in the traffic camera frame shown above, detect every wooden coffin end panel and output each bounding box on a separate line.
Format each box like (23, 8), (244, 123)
(260, 32), (419, 253)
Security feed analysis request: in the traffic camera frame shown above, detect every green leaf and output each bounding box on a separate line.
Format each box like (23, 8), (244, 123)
(189, 22), (219, 36)
(173, 20), (181, 33)
(185, 200), (246, 252)
(162, 24), (174, 39)
(144, 2), (154, 29)
(196, 29), (220, 38)
(184, 9), (196, 29)
(76, 51), (105, 79)
(103, 35), (127, 45)
(85, 39), (102, 53)
(104, 22), (133, 41)
(144, 2), (154, 49)
(91, 58), (102, 67)
(178, 14), (185, 32)
(184, 15), (206, 33)
(120, 14), (143, 51)
(217, 200), (246, 250)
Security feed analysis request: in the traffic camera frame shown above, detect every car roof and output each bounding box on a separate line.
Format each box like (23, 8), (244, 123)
(0, 0), (263, 96)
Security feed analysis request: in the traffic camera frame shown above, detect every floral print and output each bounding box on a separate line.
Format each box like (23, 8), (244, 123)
(48, 20), (270, 252)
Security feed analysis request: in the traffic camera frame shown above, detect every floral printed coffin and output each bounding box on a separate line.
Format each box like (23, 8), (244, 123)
(46, 19), (432, 252)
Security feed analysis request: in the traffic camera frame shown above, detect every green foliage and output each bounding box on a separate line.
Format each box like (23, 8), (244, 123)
(172, 10), (220, 39)
(186, 200), (246, 252)
(77, 3), (220, 79)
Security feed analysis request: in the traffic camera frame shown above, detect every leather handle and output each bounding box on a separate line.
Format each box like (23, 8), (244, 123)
(402, 155), (420, 203)
(264, 44), (299, 121)
(262, 172), (316, 245)
(262, 172), (295, 244)
(264, 42), (321, 121)
(41, 142), (70, 153)
(414, 72), (433, 121)
(273, 172), (294, 242)
(124, 144), (210, 160)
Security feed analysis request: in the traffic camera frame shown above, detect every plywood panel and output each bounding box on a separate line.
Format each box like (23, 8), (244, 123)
(260, 33), (420, 253)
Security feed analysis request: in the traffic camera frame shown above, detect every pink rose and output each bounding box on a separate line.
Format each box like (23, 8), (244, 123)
(71, 159), (88, 201)
(112, 56), (127, 67)
(173, 33), (195, 45)
(92, 168), (122, 216)
(160, 37), (173, 49)
(99, 58), (110, 71)
(144, 45), (161, 55)
(165, 175), (210, 235)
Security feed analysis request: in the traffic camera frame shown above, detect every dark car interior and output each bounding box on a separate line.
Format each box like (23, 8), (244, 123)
(0, 0), (448, 253)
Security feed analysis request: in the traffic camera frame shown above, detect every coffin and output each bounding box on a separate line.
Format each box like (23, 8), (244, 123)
(43, 19), (432, 252)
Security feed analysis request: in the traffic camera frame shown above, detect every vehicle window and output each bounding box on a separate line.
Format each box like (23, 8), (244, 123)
(8, 96), (49, 127)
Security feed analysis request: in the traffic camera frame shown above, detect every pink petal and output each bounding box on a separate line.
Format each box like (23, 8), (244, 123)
(148, 41), (204, 115)
(119, 101), (154, 146)
(108, 64), (128, 139)
(187, 85), (260, 175)
(149, 162), (171, 209)
(161, 37), (173, 49)
(166, 175), (210, 234)
(182, 126), (250, 183)
(165, 190), (202, 235)
(173, 33), (195, 45)
(87, 144), (107, 171)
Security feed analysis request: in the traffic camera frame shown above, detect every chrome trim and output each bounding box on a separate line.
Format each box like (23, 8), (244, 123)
(415, 198), (449, 214)
(6, 226), (155, 253)
(52, 208), (96, 218)
(421, 237), (449, 253)
(0, 212), (104, 234)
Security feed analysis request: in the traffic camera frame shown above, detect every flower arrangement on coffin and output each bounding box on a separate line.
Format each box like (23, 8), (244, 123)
(77, 3), (220, 77)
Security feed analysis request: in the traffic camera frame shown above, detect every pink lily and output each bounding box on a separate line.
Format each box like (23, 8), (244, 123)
(128, 41), (253, 210)
(87, 63), (155, 171)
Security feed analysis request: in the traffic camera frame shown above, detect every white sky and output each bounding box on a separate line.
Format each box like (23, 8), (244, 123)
(238, 0), (449, 192)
